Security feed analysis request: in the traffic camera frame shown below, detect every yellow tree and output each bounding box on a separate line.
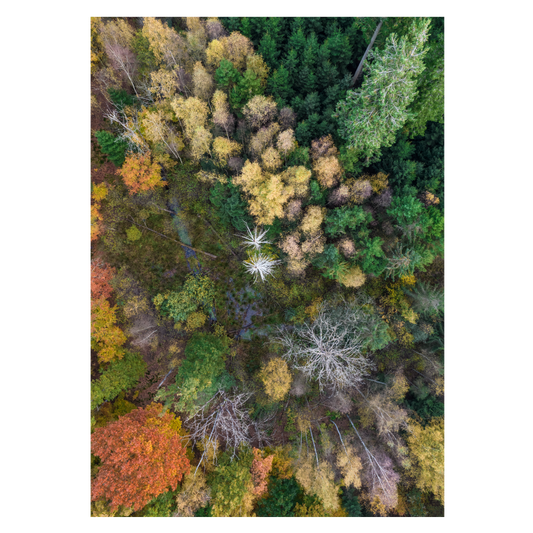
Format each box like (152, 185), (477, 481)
(192, 61), (214, 102)
(212, 137), (241, 167)
(258, 357), (292, 402)
(142, 17), (190, 71)
(91, 297), (127, 363)
(406, 418), (444, 504)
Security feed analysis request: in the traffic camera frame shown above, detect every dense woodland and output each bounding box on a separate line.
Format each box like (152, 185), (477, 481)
(90, 16), (444, 517)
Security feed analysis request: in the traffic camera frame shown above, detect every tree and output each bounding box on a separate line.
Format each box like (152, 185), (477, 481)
(406, 417), (444, 504)
(242, 95), (278, 131)
(91, 258), (116, 301)
(159, 333), (229, 414)
(250, 448), (274, 496)
(185, 391), (268, 464)
(91, 296), (127, 364)
(340, 486), (362, 517)
(153, 274), (215, 323)
(91, 403), (190, 511)
(243, 251), (282, 283)
(94, 131), (128, 167)
(98, 19), (140, 97)
(175, 470), (210, 516)
(91, 351), (146, 410)
(335, 18), (431, 161)
(117, 152), (163, 194)
(209, 450), (254, 517)
(294, 448), (340, 512)
(258, 357), (292, 402)
(275, 300), (375, 391)
(404, 18), (444, 137)
(347, 417), (400, 513)
(256, 476), (301, 517)
(404, 281), (444, 317)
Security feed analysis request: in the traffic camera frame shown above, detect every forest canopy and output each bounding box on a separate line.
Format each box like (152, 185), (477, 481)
(91, 15), (444, 518)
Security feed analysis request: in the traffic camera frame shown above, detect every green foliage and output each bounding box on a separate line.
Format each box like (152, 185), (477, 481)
(219, 17), (364, 147)
(126, 225), (142, 242)
(404, 18), (444, 138)
(94, 130), (128, 167)
(404, 281), (444, 317)
(325, 205), (371, 237)
(93, 393), (136, 429)
(91, 352), (146, 411)
(194, 504), (213, 517)
(153, 274), (215, 323)
(404, 389), (444, 423)
(210, 180), (253, 232)
(256, 476), (301, 517)
(356, 236), (387, 276)
(215, 59), (241, 92)
(131, 29), (157, 78)
(230, 68), (263, 112)
(164, 333), (230, 414)
(340, 486), (362, 517)
(107, 88), (137, 112)
(405, 488), (428, 517)
(209, 450), (254, 517)
(141, 488), (179, 517)
(335, 18), (431, 160)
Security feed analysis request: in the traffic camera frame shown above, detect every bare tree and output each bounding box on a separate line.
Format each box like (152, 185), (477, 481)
(347, 416), (400, 511)
(275, 301), (375, 392)
(185, 391), (270, 470)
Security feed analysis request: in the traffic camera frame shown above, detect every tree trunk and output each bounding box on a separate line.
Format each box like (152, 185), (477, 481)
(350, 19), (384, 87)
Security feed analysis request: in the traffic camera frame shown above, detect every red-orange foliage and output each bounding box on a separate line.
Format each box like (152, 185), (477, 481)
(250, 448), (274, 497)
(117, 152), (163, 194)
(91, 403), (190, 511)
(91, 259), (116, 302)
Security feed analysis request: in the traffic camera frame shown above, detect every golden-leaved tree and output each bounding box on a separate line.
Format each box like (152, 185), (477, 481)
(406, 417), (444, 504)
(258, 357), (292, 402)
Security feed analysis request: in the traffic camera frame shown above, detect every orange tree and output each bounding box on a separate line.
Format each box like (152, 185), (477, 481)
(91, 403), (190, 511)
(117, 152), (163, 194)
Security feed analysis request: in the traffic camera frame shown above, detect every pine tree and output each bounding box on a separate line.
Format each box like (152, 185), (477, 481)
(268, 64), (293, 104)
(335, 18), (431, 161)
(404, 281), (444, 317)
(258, 33), (280, 69)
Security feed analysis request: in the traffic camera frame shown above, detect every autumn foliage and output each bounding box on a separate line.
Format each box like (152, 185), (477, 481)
(117, 152), (163, 194)
(91, 403), (190, 511)
(250, 448), (274, 496)
(91, 259), (116, 301)
(91, 296), (127, 363)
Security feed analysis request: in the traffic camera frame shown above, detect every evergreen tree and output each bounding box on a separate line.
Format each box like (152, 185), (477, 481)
(335, 18), (431, 161)
(268, 64), (293, 104)
(287, 28), (307, 58)
(239, 17), (253, 39)
(221, 17), (241, 33)
(95, 131), (129, 167)
(324, 29), (352, 71)
(258, 33), (280, 69)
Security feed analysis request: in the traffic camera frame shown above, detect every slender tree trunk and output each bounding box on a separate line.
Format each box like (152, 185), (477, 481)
(350, 19), (384, 87)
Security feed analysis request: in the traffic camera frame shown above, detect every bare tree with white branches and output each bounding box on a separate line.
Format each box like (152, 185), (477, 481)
(185, 390), (270, 471)
(275, 301), (375, 392)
